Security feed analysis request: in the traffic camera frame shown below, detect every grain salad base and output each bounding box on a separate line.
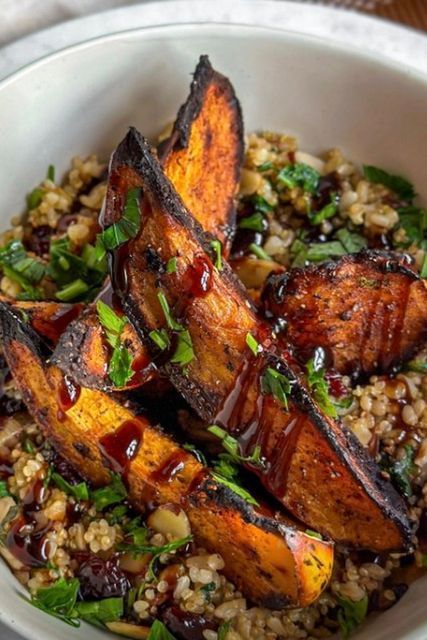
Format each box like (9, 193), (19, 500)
(0, 132), (426, 640)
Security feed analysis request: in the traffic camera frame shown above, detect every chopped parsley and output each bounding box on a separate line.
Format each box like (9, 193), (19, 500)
(74, 597), (123, 628)
(91, 473), (127, 511)
(118, 534), (193, 581)
(48, 237), (107, 301)
(238, 212), (266, 232)
(394, 206), (427, 250)
(211, 470), (259, 506)
(310, 195), (339, 225)
(210, 239), (223, 271)
(96, 300), (133, 387)
(183, 443), (207, 466)
(201, 581), (216, 601)
(27, 187), (45, 210)
(149, 328), (170, 351)
(337, 595), (368, 639)
(245, 332), (260, 356)
(147, 620), (177, 640)
(277, 163), (320, 194)
(363, 165), (415, 201)
(0, 480), (11, 498)
(249, 243), (271, 261)
(380, 445), (415, 498)
(261, 367), (292, 410)
(421, 253), (427, 278)
(290, 229), (367, 267)
(208, 425), (263, 468)
(306, 357), (337, 418)
(405, 358), (427, 373)
(248, 194), (274, 214)
(30, 578), (80, 627)
(218, 621), (232, 640)
(0, 240), (46, 300)
(51, 471), (89, 501)
(97, 187), (142, 252)
(166, 257), (178, 273)
(170, 329), (194, 367)
(305, 529), (323, 540)
(257, 161), (273, 172)
(47, 164), (55, 182)
(157, 291), (195, 368)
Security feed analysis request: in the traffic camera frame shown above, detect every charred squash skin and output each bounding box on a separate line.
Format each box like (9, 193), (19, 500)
(51, 55), (243, 392)
(102, 128), (412, 552)
(262, 251), (427, 378)
(0, 301), (333, 609)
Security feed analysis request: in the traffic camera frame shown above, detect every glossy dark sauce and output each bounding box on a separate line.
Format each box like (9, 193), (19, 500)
(214, 347), (304, 499)
(95, 279), (125, 315)
(151, 451), (187, 484)
(6, 516), (50, 567)
(57, 375), (81, 419)
(184, 254), (213, 298)
(99, 419), (145, 475)
(32, 303), (82, 344)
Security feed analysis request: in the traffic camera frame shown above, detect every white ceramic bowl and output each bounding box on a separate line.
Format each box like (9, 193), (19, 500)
(0, 22), (426, 640)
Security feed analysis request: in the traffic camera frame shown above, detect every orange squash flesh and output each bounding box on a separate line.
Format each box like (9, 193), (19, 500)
(0, 301), (333, 609)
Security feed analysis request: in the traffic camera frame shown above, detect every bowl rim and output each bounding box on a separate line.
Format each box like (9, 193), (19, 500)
(0, 18), (427, 640)
(0, 20), (427, 98)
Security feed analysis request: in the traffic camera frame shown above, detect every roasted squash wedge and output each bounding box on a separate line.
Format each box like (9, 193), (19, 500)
(159, 54), (243, 253)
(51, 55), (243, 392)
(0, 301), (333, 608)
(262, 251), (427, 377)
(0, 297), (83, 345)
(101, 128), (411, 552)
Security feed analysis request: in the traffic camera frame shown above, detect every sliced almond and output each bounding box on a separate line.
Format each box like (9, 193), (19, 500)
(106, 621), (150, 639)
(147, 504), (191, 540)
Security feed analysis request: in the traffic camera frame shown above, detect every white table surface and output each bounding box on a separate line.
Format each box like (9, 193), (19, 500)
(0, 1), (425, 638)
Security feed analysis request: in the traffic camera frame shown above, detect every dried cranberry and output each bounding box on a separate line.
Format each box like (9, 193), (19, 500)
(161, 606), (216, 640)
(24, 225), (53, 256)
(75, 553), (130, 600)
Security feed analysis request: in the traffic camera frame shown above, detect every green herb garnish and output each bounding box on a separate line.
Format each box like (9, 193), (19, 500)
(0, 240), (46, 299)
(208, 425), (262, 468)
(147, 620), (177, 640)
(183, 443), (207, 466)
(310, 196), (339, 225)
(249, 194), (274, 214)
(55, 278), (89, 302)
(218, 620), (232, 640)
(405, 358), (427, 373)
(257, 161), (273, 172)
(170, 329), (194, 367)
(118, 535), (193, 581)
(149, 329), (170, 351)
(201, 581), (216, 601)
(166, 257), (177, 273)
(238, 212), (266, 232)
(249, 243), (271, 261)
(210, 239), (223, 271)
(74, 597), (123, 628)
(363, 165), (415, 201)
(27, 187), (45, 210)
(335, 229), (368, 253)
(261, 367), (292, 410)
(0, 480), (11, 498)
(30, 578), (80, 627)
(91, 473), (127, 511)
(157, 291), (195, 368)
(106, 504), (129, 525)
(51, 471), (89, 501)
(245, 332), (260, 356)
(380, 445), (415, 498)
(306, 357), (337, 418)
(395, 206), (427, 249)
(337, 595), (368, 639)
(96, 300), (133, 387)
(211, 471), (259, 506)
(47, 165), (55, 182)
(420, 253), (427, 278)
(277, 163), (320, 194)
(48, 237), (107, 299)
(98, 187), (142, 251)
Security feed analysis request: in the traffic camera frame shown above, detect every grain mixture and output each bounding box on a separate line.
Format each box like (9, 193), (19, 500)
(0, 131), (426, 640)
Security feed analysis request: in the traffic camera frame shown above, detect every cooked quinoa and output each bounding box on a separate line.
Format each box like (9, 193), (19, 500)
(0, 132), (426, 640)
